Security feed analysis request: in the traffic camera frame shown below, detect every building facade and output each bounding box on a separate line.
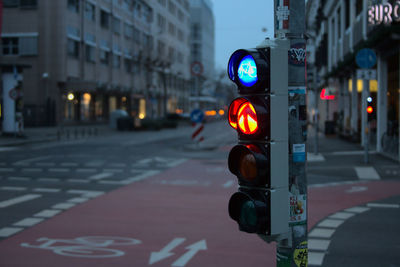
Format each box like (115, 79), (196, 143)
(189, 0), (216, 110)
(306, 0), (400, 161)
(0, 0), (191, 127)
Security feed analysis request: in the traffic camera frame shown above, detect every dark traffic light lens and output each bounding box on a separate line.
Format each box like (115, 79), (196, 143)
(239, 200), (257, 227)
(239, 153), (257, 181)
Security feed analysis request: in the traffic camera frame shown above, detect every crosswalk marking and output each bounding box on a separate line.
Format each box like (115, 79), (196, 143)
(0, 227), (23, 237)
(34, 209), (61, 218)
(354, 166), (380, 180)
(0, 194), (41, 208)
(13, 218), (44, 227)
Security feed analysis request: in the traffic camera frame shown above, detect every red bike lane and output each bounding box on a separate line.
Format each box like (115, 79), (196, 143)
(0, 159), (400, 267)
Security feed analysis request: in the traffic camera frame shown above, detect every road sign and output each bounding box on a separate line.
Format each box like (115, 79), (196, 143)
(357, 69), (377, 80)
(356, 48), (377, 69)
(190, 61), (203, 77)
(190, 109), (204, 123)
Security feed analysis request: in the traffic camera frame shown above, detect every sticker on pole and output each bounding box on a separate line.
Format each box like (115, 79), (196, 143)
(190, 109), (204, 123)
(293, 241), (308, 267)
(289, 193), (307, 225)
(293, 144), (306, 162)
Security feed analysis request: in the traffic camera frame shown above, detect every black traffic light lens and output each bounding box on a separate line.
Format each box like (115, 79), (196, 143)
(239, 200), (257, 227)
(239, 152), (257, 181)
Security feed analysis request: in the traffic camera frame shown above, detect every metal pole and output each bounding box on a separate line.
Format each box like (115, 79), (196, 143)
(274, 1), (308, 266)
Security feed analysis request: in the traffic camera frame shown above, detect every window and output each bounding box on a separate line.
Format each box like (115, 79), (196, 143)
(20, 0), (37, 8)
(345, 0), (350, 29)
(168, 0), (176, 15)
(124, 58), (132, 73)
(168, 22), (176, 36)
(124, 23), (133, 39)
(337, 8), (341, 39)
(158, 0), (166, 7)
(100, 10), (110, 29)
(85, 45), (96, 62)
(67, 39), (79, 58)
(68, 0), (79, 13)
(2, 38), (19, 55)
(157, 40), (165, 57)
(113, 17), (121, 34)
(168, 47), (175, 62)
(85, 2), (95, 21)
(113, 55), (120, 68)
(100, 50), (109, 65)
(133, 27), (141, 44)
(177, 29), (184, 42)
(178, 9), (184, 22)
(142, 34), (153, 49)
(157, 14), (166, 32)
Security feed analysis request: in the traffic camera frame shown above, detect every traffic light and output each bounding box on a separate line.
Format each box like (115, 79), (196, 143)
(366, 96), (376, 121)
(227, 39), (289, 240)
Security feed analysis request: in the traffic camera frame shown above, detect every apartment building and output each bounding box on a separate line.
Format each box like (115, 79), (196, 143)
(0, 0), (191, 127)
(306, 0), (400, 161)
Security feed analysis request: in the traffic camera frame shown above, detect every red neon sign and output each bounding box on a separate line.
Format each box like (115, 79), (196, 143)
(320, 88), (335, 100)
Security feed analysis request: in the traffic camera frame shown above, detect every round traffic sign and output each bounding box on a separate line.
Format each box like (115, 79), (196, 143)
(190, 109), (204, 123)
(356, 48), (376, 69)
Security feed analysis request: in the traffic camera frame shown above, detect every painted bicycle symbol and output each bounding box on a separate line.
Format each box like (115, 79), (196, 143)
(21, 236), (142, 258)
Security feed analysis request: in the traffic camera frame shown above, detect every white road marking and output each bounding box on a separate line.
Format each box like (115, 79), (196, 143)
(0, 147), (19, 152)
(60, 162), (79, 167)
(308, 228), (335, 238)
(344, 206), (370, 213)
(0, 194), (41, 208)
(308, 239), (331, 251)
(34, 209), (61, 218)
(331, 150), (377, 155)
(0, 167), (15, 172)
(89, 172), (114, 181)
(35, 162), (56, 167)
(67, 190), (104, 198)
(308, 251), (326, 265)
(167, 159), (187, 167)
(0, 186), (27, 191)
(13, 156), (51, 166)
(354, 166), (380, 180)
(149, 238), (186, 265)
(85, 160), (105, 167)
(346, 186), (368, 193)
(38, 178), (61, 182)
(67, 197), (89, 204)
(21, 168), (43, 172)
(52, 203), (76, 210)
(171, 240), (207, 267)
(108, 163), (127, 168)
(33, 188), (61, 193)
(48, 168), (70, 172)
(223, 180), (234, 188)
(67, 179), (90, 183)
(102, 168), (124, 173)
(307, 153), (325, 162)
(100, 170), (160, 185)
(328, 212), (355, 220)
(14, 218), (44, 227)
(317, 219), (344, 228)
(76, 168), (97, 173)
(0, 227), (23, 237)
(367, 203), (400, 208)
(8, 176), (31, 182)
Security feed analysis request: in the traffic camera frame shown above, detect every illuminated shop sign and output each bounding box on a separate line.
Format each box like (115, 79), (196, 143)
(368, 1), (400, 25)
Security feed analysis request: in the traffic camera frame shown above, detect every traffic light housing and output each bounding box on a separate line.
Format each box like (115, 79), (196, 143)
(227, 39), (289, 239)
(366, 96), (376, 122)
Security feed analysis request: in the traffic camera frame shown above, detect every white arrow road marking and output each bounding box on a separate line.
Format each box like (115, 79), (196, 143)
(346, 186), (368, 193)
(171, 240), (207, 267)
(149, 238), (186, 265)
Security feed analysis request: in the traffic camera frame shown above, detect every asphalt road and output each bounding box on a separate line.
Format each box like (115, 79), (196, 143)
(0, 121), (399, 266)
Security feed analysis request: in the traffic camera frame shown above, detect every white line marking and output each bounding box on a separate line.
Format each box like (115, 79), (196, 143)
(308, 239), (331, 251)
(88, 172), (113, 180)
(67, 197), (89, 204)
(171, 240), (207, 267)
(85, 160), (105, 167)
(0, 194), (41, 208)
(67, 179), (90, 183)
(8, 176), (31, 182)
(13, 156), (51, 166)
(33, 188), (61, 193)
(0, 167), (15, 172)
(308, 251), (326, 265)
(367, 203), (400, 208)
(223, 180), (234, 188)
(0, 147), (19, 152)
(307, 153), (325, 162)
(354, 166), (380, 180)
(308, 228), (335, 238)
(346, 186), (368, 193)
(67, 190), (104, 198)
(48, 168), (70, 172)
(0, 186), (27, 191)
(76, 168), (97, 173)
(317, 219), (344, 228)
(167, 159), (187, 167)
(120, 170), (161, 185)
(34, 209), (61, 218)
(149, 237), (186, 265)
(344, 206), (370, 213)
(102, 169), (124, 173)
(60, 162), (79, 167)
(21, 168), (43, 172)
(108, 163), (127, 168)
(0, 227), (23, 237)
(331, 150), (377, 155)
(52, 203), (76, 210)
(38, 178), (60, 182)
(13, 217), (44, 227)
(329, 212), (355, 220)
(35, 162), (56, 167)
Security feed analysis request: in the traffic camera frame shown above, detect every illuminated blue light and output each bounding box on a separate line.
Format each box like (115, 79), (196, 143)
(238, 55), (258, 87)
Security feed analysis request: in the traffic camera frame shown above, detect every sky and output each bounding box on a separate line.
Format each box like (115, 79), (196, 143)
(210, 0), (275, 72)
